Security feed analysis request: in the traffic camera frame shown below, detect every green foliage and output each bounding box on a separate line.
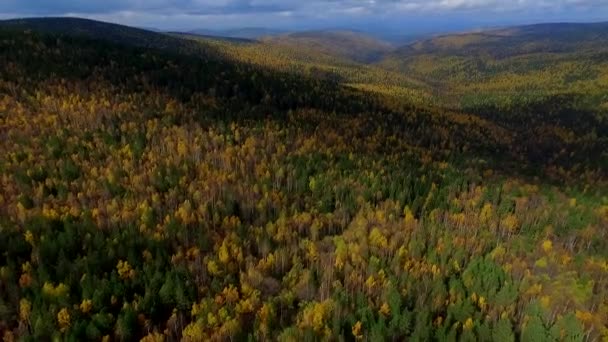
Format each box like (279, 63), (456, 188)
(522, 316), (550, 342)
(493, 319), (515, 342)
(462, 257), (509, 302)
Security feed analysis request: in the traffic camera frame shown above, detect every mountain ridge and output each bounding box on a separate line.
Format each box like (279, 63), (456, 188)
(0, 16), (213, 55)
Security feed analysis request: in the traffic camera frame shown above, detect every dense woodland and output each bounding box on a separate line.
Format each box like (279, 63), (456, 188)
(1, 19), (608, 341)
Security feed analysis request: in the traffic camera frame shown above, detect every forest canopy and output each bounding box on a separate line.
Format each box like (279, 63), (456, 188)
(0, 19), (608, 341)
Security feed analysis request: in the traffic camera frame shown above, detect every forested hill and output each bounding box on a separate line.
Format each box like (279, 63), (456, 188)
(1, 18), (608, 342)
(0, 17), (218, 56)
(391, 22), (608, 58)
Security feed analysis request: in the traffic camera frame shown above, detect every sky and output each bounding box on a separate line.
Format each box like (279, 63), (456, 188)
(0, 0), (607, 34)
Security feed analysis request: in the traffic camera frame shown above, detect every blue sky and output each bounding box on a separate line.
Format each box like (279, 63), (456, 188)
(0, 0), (607, 33)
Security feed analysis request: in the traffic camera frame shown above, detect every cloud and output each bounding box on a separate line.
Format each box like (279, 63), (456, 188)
(1, 0), (607, 29)
(4, 0), (608, 15)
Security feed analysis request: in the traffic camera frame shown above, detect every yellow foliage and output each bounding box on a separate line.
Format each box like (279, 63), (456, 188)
(575, 310), (593, 323)
(176, 200), (194, 224)
(404, 206), (416, 226)
(598, 205), (608, 218)
(218, 242), (230, 264)
(218, 307), (230, 322)
(19, 299), (31, 321)
(369, 228), (388, 249)
(80, 299), (93, 314)
(191, 303), (201, 317)
(352, 321), (363, 339)
(540, 296), (551, 309)
(379, 303), (391, 317)
(42, 205), (60, 220)
(42, 282), (69, 297)
(478, 296), (487, 310)
(177, 140), (188, 158)
(464, 318), (474, 330)
(207, 260), (221, 275)
(501, 214), (519, 233)
(182, 321), (205, 341)
(307, 242), (318, 261)
(542, 240), (553, 253)
(236, 296), (257, 314)
(140, 332), (165, 342)
(451, 212), (466, 227)
(117, 260), (134, 280)
(204, 312), (217, 328)
(258, 303), (273, 323)
(525, 283), (543, 296)
(57, 308), (71, 332)
(222, 284), (239, 303)
(535, 257), (548, 268)
(298, 300), (335, 335)
(23, 230), (34, 245)
(490, 245), (506, 260)
(479, 203), (493, 224)
(365, 275), (376, 290)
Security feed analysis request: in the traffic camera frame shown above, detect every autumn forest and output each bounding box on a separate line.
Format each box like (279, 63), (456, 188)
(0, 17), (608, 341)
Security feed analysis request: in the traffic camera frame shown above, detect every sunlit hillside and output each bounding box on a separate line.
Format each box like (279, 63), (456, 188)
(380, 22), (608, 110)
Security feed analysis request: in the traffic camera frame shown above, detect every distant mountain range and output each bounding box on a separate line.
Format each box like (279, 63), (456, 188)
(2, 16), (608, 72)
(188, 27), (288, 40)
